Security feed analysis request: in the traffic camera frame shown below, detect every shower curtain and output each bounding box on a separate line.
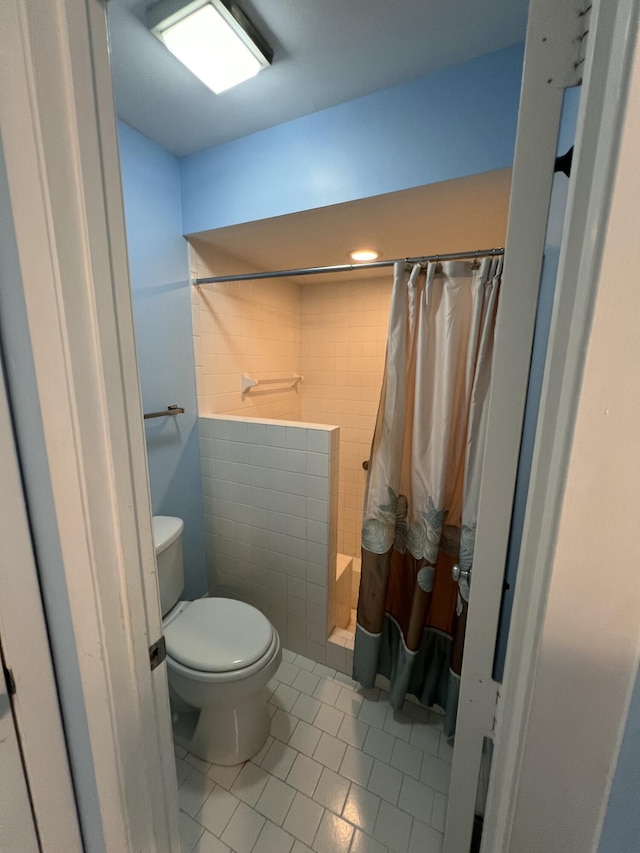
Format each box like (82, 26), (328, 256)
(353, 257), (502, 737)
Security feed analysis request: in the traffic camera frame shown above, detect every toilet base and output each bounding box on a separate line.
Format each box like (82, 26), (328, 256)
(188, 691), (271, 765)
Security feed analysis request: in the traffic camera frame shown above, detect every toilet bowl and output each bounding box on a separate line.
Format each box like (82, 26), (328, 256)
(153, 516), (281, 765)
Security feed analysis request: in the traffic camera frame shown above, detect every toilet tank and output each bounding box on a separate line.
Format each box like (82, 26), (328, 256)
(152, 516), (185, 617)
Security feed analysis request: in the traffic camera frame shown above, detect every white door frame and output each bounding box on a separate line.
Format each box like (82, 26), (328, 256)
(445, 1), (587, 848)
(485, 0), (640, 849)
(0, 0), (180, 849)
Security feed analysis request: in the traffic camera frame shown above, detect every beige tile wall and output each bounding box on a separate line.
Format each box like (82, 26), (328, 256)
(190, 241), (302, 420)
(300, 278), (391, 557)
(190, 238), (392, 562)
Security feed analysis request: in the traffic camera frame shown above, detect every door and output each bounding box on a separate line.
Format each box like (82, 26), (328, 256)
(0, 658), (39, 853)
(0, 0), (180, 849)
(0, 340), (82, 848)
(445, 1), (592, 850)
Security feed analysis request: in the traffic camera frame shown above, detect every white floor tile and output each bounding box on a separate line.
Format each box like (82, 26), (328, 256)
(383, 709), (413, 743)
(286, 753), (323, 797)
(179, 769), (216, 818)
(253, 736), (274, 767)
(431, 792), (447, 833)
(339, 745), (373, 787)
(273, 683), (301, 713)
(438, 734), (454, 764)
(186, 752), (213, 775)
(336, 715), (369, 749)
(293, 654), (316, 671)
(341, 784), (380, 832)
(175, 756), (193, 786)
(402, 702), (431, 725)
(349, 829), (387, 853)
(334, 672), (358, 690)
(192, 829), (231, 852)
(261, 740), (299, 781)
(408, 818), (444, 853)
(253, 820), (295, 853)
(362, 727), (395, 764)
(367, 760), (402, 805)
(313, 663), (337, 680)
(335, 687), (364, 718)
(283, 791), (324, 847)
(389, 739), (423, 781)
(291, 693), (322, 724)
(230, 762), (269, 806)
(427, 710), (445, 730)
(179, 810), (205, 853)
(373, 800), (412, 852)
(220, 802), (265, 853)
(409, 723), (441, 757)
(313, 703), (344, 736)
(292, 840), (314, 853)
(354, 685), (380, 701)
(276, 661), (302, 685)
(207, 762), (243, 790)
(196, 786), (240, 837)
(292, 669), (321, 696)
(313, 732), (347, 772)
(312, 767), (351, 815)
(358, 698), (388, 730)
(419, 755), (451, 795)
(175, 743), (188, 759)
(282, 649), (297, 662)
(398, 775), (435, 822)
(255, 776), (296, 825)
(312, 810), (355, 853)
(288, 720), (323, 757)
(271, 708), (297, 743)
(313, 678), (342, 706)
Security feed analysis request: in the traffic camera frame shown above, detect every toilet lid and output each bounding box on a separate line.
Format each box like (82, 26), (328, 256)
(164, 599), (274, 673)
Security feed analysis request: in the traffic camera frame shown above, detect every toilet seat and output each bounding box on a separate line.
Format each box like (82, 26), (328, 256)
(164, 598), (276, 677)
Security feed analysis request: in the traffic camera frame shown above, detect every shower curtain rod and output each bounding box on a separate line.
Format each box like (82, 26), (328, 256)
(193, 247), (504, 285)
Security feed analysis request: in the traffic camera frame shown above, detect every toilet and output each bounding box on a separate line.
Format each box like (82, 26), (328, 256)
(153, 515), (281, 765)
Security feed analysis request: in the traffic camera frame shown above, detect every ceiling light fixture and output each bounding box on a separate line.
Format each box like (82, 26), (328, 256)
(349, 249), (381, 262)
(148, 0), (273, 95)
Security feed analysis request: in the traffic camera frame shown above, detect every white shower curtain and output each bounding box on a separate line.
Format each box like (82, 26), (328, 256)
(353, 257), (502, 735)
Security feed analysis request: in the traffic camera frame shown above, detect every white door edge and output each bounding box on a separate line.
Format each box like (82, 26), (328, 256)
(0, 0), (180, 849)
(444, 0), (579, 848)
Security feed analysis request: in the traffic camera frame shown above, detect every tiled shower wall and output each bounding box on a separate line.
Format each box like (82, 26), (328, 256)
(199, 415), (348, 668)
(190, 241), (302, 420)
(190, 246), (393, 562)
(300, 278), (391, 558)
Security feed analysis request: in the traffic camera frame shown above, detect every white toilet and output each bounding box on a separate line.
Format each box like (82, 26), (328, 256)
(153, 515), (281, 765)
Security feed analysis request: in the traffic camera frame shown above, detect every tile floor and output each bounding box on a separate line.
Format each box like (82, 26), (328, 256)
(176, 649), (450, 853)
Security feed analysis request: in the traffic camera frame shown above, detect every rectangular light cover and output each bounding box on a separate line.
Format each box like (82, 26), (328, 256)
(159, 2), (268, 94)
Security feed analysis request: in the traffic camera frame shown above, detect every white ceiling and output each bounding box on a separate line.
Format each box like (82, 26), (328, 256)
(106, 0), (529, 157)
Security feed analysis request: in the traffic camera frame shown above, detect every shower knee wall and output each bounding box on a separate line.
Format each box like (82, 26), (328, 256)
(199, 415), (352, 670)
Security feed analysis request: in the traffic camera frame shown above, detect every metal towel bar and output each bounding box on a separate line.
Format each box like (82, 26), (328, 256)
(143, 404), (184, 420)
(241, 374), (303, 393)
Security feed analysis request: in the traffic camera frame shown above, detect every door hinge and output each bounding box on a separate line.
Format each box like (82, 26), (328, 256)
(3, 665), (16, 696)
(149, 636), (166, 671)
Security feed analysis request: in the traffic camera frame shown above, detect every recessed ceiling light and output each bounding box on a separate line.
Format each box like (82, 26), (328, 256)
(349, 249), (381, 262)
(148, 0), (273, 95)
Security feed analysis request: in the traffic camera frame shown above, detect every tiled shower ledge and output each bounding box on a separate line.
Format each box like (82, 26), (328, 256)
(176, 649), (449, 853)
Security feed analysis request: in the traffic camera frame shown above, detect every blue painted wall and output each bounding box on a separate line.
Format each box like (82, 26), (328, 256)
(118, 122), (206, 598)
(180, 44), (524, 234)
